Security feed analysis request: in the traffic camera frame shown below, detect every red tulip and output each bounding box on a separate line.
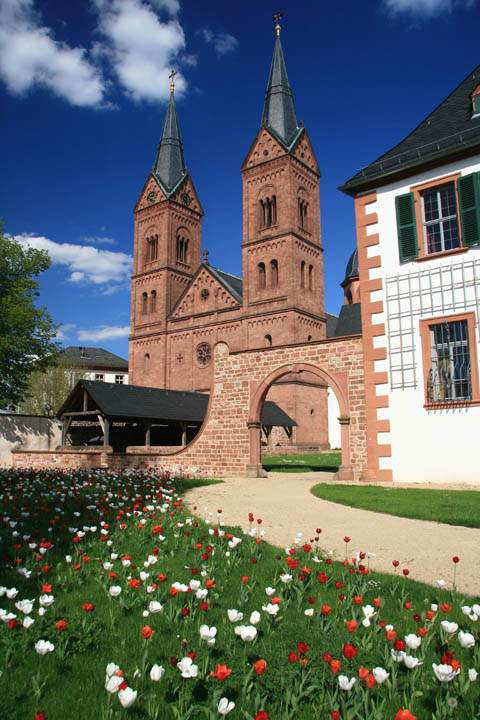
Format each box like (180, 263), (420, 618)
(210, 663), (232, 681)
(342, 642), (357, 659)
(255, 712), (269, 720)
(141, 625), (155, 639)
(253, 659), (267, 675)
(394, 711), (417, 720)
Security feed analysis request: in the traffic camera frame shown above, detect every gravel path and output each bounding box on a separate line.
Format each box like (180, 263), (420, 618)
(185, 472), (480, 597)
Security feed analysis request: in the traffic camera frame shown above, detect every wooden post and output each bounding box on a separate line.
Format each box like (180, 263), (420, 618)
(83, 390), (88, 412)
(181, 422), (187, 446)
(145, 422), (151, 447)
(61, 417), (72, 446)
(103, 417), (110, 447)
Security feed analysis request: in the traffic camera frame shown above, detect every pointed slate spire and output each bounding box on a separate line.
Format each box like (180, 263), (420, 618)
(262, 16), (299, 147)
(153, 71), (186, 195)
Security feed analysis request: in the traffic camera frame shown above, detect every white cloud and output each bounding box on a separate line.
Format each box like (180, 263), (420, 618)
(0, 0), (105, 106)
(56, 323), (76, 342)
(94, 0), (187, 102)
(12, 233), (132, 286)
(81, 235), (117, 246)
(197, 28), (238, 56)
(383, 0), (476, 16)
(77, 325), (130, 341)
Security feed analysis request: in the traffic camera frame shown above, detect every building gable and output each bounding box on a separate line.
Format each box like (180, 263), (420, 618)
(170, 265), (241, 320)
(241, 127), (288, 171)
(135, 175), (167, 212)
(291, 129), (320, 174)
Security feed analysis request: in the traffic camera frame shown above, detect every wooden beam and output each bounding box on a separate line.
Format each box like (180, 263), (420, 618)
(181, 422), (187, 446)
(103, 417), (110, 447)
(83, 389), (88, 412)
(145, 422), (151, 447)
(97, 415), (105, 433)
(62, 410), (100, 417)
(61, 417), (72, 445)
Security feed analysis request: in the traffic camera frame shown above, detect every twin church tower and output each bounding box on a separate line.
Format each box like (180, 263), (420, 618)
(129, 23), (329, 447)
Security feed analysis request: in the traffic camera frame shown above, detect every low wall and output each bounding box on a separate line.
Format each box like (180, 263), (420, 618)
(0, 414), (62, 466)
(126, 445), (184, 455)
(12, 449), (106, 470)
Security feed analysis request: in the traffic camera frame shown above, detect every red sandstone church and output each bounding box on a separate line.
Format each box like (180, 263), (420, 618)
(128, 24), (360, 451)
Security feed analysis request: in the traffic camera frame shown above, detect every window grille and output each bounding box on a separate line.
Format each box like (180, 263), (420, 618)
(115, 375), (125, 385)
(95, 374), (104, 381)
(385, 257), (480, 390)
(421, 182), (460, 254)
(427, 320), (471, 402)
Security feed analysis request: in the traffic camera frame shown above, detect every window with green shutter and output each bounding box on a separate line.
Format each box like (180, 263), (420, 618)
(458, 173), (480, 247)
(395, 192), (418, 262)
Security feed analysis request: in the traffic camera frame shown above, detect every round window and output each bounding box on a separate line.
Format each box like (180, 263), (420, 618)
(196, 342), (212, 367)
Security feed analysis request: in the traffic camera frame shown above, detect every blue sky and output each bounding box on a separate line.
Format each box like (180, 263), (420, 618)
(1, 0), (478, 360)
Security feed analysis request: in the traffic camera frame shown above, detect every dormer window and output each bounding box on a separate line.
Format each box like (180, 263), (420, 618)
(472, 88), (480, 118)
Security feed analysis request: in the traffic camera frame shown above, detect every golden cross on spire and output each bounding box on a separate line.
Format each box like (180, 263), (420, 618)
(273, 10), (284, 36)
(169, 68), (177, 93)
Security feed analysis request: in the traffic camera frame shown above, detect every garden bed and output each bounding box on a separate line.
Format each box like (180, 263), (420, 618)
(0, 468), (478, 719)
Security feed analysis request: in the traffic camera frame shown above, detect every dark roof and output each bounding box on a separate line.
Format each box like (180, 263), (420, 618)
(59, 380), (296, 427)
(153, 88), (187, 196)
(330, 303), (362, 338)
(341, 64), (480, 195)
(262, 31), (301, 149)
(61, 347), (128, 371)
(206, 264), (243, 303)
(325, 312), (339, 338)
(341, 249), (359, 287)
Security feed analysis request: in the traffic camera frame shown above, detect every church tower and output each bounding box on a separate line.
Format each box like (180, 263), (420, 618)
(130, 73), (203, 386)
(241, 17), (325, 348)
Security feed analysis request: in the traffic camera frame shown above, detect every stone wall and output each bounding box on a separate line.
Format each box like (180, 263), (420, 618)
(12, 335), (367, 479)
(0, 414), (61, 466)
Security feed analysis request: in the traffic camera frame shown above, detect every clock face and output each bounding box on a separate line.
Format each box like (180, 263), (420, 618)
(181, 191), (192, 207)
(146, 190), (158, 204)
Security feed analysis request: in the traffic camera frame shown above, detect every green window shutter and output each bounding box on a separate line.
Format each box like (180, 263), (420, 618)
(395, 192), (418, 262)
(458, 173), (480, 247)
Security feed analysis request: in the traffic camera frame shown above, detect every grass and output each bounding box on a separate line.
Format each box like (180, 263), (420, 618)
(311, 483), (480, 528)
(0, 468), (477, 720)
(262, 451), (341, 473)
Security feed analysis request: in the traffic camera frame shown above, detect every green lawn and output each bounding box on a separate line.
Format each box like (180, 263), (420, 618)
(262, 451), (341, 473)
(311, 483), (480, 528)
(1, 468), (478, 720)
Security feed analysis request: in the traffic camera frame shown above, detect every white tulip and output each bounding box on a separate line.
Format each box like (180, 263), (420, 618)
(35, 639), (55, 655)
(262, 603), (279, 616)
(404, 654), (423, 669)
(148, 601), (163, 614)
(6, 588), (18, 599)
(150, 664), (165, 682)
(372, 667), (389, 684)
(177, 656), (198, 678)
(106, 663), (120, 677)
(280, 573), (292, 583)
(196, 588), (208, 600)
(23, 616), (35, 629)
(265, 587), (275, 596)
(227, 609), (243, 623)
(338, 675), (356, 691)
(432, 663), (460, 682)
(189, 580), (201, 591)
(39, 594), (54, 607)
(468, 668), (478, 682)
(405, 634), (422, 650)
(118, 687), (137, 708)
(199, 624), (217, 647)
(391, 649), (406, 663)
(218, 698), (235, 715)
(105, 675), (123, 693)
(234, 625), (257, 642)
(459, 630), (475, 648)
(249, 611), (261, 625)
(304, 608), (314, 617)
(109, 586), (122, 598)
(15, 600), (34, 614)
(441, 621), (458, 635)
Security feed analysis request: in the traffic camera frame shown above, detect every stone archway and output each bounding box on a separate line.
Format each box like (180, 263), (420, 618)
(248, 362), (354, 480)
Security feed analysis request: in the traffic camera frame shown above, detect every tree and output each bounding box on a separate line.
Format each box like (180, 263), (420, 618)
(0, 229), (59, 409)
(20, 360), (86, 416)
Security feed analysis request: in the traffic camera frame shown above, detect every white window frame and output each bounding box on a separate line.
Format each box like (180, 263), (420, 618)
(421, 182), (460, 254)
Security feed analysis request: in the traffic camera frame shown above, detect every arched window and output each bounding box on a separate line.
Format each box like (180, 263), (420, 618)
(270, 259), (278, 287)
(145, 234), (158, 263)
(259, 195), (277, 229)
(346, 288), (353, 305)
(298, 198), (308, 230)
(265, 334), (272, 347)
(150, 290), (157, 313)
(307, 335), (312, 342)
(258, 262), (266, 290)
(144, 353), (150, 372)
(141, 292), (148, 314)
(300, 261), (306, 288)
(176, 233), (189, 264)
(308, 265), (314, 291)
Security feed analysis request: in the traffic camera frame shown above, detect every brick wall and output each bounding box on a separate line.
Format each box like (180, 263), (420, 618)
(13, 336), (366, 479)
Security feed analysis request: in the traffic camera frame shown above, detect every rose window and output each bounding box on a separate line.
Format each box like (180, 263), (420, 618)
(196, 342), (212, 367)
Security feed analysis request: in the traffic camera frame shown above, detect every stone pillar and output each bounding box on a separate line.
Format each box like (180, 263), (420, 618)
(335, 416), (354, 481)
(246, 421), (266, 478)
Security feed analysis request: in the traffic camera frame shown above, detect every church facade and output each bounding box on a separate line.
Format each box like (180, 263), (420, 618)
(128, 27), (360, 451)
